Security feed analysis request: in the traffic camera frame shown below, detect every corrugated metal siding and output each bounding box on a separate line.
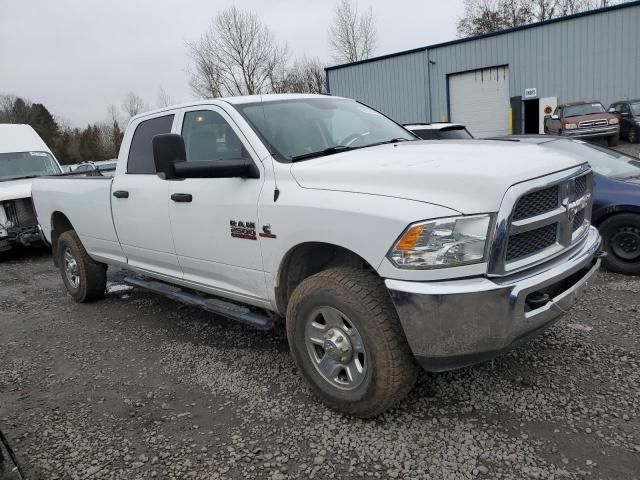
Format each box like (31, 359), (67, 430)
(327, 4), (640, 124)
(327, 50), (430, 123)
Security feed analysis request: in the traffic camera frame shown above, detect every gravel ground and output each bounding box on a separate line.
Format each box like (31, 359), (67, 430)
(1, 248), (639, 480)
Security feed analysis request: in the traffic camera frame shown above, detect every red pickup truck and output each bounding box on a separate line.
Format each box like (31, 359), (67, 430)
(544, 100), (620, 146)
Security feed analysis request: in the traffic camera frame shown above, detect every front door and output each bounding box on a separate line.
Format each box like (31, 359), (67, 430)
(111, 113), (182, 278)
(168, 107), (267, 304)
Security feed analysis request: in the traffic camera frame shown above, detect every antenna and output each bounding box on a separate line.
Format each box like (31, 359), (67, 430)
(260, 95), (280, 202)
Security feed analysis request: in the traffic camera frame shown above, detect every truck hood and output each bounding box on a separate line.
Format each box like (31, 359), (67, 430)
(290, 140), (586, 214)
(0, 178), (33, 202)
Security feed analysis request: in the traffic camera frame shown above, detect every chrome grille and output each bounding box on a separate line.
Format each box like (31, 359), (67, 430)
(506, 223), (557, 261)
(579, 119), (607, 129)
(512, 185), (559, 220)
(573, 209), (586, 232)
(489, 167), (594, 275)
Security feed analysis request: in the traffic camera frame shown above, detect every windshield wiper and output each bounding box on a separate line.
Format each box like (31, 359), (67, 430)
(290, 145), (354, 162)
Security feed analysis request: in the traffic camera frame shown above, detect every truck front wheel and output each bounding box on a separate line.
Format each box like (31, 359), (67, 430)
(286, 267), (418, 418)
(608, 133), (620, 147)
(57, 230), (107, 302)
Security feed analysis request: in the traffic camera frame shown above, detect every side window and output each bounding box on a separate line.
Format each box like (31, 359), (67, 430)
(553, 107), (560, 117)
(127, 115), (174, 174)
(621, 104), (631, 115)
(182, 110), (249, 162)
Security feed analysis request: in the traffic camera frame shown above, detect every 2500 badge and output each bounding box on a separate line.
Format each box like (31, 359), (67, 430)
(230, 220), (257, 240)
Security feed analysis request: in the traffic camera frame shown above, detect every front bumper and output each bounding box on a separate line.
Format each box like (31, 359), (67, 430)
(386, 226), (602, 372)
(0, 224), (44, 252)
(562, 126), (618, 139)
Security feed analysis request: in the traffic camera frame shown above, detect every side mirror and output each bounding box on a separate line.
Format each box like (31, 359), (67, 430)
(544, 114), (551, 119)
(173, 160), (259, 179)
(153, 133), (185, 180)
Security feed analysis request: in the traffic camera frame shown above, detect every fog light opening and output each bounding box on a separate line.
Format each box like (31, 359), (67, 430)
(526, 291), (550, 310)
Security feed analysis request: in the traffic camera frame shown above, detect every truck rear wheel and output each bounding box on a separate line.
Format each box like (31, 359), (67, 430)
(57, 230), (107, 302)
(286, 267), (418, 418)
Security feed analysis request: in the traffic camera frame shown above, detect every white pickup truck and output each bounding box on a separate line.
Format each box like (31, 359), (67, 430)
(32, 94), (602, 417)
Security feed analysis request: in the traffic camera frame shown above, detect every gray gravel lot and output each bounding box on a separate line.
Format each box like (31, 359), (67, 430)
(1, 247), (639, 480)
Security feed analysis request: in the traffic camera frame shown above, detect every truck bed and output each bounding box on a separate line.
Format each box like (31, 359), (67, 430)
(32, 175), (126, 265)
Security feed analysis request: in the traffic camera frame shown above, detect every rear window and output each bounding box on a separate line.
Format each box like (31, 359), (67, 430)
(127, 115), (174, 174)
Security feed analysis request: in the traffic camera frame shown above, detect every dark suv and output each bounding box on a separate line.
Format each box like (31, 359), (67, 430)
(609, 99), (640, 143)
(544, 100), (620, 146)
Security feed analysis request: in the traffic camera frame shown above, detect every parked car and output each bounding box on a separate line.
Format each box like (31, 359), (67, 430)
(544, 100), (620, 146)
(404, 123), (473, 140)
(608, 99), (640, 143)
(32, 94), (602, 417)
(0, 124), (62, 253)
(71, 160), (118, 176)
(497, 135), (640, 274)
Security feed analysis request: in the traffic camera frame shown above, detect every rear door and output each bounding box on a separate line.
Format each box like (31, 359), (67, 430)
(167, 106), (267, 304)
(111, 113), (183, 278)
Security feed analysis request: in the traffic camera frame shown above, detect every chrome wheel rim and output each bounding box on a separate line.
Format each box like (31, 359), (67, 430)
(63, 248), (80, 289)
(304, 306), (367, 391)
(611, 227), (640, 261)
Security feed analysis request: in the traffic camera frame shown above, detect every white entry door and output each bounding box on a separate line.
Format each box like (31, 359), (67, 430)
(449, 66), (511, 138)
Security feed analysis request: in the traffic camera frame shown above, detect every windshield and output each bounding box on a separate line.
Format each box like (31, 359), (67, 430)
(235, 98), (415, 161)
(0, 151), (61, 181)
(412, 127), (473, 140)
(632, 102), (640, 116)
(564, 103), (605, 117)
(537, 139), (640, 178)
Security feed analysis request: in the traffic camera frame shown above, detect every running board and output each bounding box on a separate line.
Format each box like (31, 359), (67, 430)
(123, 276), (274, 330)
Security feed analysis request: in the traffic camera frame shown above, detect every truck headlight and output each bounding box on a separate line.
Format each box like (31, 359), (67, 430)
(565, 123), (578, 130)
(388, 215), (492, 269)
(609, 118), (619, 125)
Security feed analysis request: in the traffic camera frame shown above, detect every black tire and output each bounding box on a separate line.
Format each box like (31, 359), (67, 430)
(57, 230), (107, 302)
(286, 267), (418, 418)
(629, 127), (638, 144)
(599, 214), (640, 275)
(608, 133), (620, 147)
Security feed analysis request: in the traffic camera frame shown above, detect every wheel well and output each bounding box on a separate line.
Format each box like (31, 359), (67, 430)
(275, 242), (376, 315)
(51, 212), (74, 266)
(592, 207), (640, 228)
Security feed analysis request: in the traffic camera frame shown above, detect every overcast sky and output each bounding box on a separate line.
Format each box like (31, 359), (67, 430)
(0, 0), (465, 127)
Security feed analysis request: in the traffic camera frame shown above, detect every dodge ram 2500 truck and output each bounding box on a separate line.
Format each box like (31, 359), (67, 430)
(32, 94), (602, 417)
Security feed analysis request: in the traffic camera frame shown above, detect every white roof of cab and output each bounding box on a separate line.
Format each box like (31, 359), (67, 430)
(130, 94), (349, 123)
(0, 124), (53, 155)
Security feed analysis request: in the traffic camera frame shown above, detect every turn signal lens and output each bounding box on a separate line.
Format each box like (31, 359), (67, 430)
(395, 224), (424, 251)
(564, 123), (578, 130)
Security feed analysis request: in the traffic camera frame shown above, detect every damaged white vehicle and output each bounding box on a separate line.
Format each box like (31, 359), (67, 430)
(0, 124), (62, 252)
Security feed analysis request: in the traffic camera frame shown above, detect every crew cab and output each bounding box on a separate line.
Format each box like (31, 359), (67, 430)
(544, 100), (620, 146)
(32, 94), (602, 417)
(1, 124), (62, 253)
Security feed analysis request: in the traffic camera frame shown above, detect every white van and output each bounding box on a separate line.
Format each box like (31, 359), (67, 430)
(0, 124), (62, 252)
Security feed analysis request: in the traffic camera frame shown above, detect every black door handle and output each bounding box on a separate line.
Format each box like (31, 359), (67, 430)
(171, 193), (193, 203)
(113, 190), (129, 198)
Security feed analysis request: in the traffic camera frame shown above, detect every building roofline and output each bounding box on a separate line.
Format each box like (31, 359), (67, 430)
(325, 0), (640, 72)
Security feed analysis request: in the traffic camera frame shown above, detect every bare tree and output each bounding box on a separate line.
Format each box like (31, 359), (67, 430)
(187, 6), (289, 98)
(121, 92), (147, 119)
(156, 87), (174, 108)
(457, 0), (628, 36)
(328, 0), (377, 63)
(270, 57), (327, 94)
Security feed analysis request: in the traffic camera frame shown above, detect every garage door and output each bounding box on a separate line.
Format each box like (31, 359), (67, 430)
(449, 66), (510, 138)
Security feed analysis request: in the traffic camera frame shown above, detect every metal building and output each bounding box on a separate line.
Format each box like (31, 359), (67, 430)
(325, 1), (640, 138)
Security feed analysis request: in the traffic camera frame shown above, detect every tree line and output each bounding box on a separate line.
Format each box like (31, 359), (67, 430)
(457, 0), (632, 36)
